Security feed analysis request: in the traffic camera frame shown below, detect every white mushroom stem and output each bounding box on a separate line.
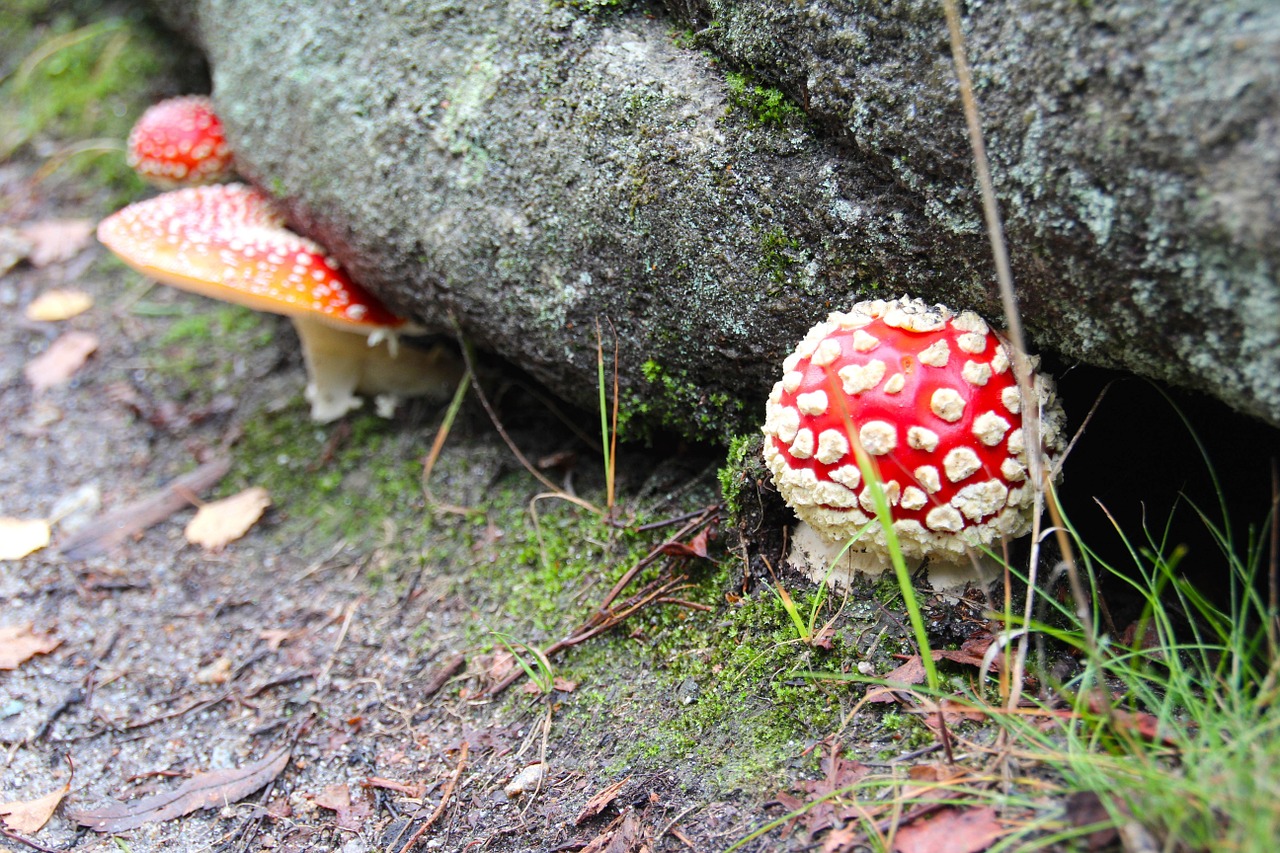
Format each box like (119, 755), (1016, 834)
(292, 317), (461, 422)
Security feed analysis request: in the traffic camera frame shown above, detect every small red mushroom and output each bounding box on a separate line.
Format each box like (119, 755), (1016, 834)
(96, 183), (458, 421)
(762, 295), (1065, 584)
(126, 96), (234, 186)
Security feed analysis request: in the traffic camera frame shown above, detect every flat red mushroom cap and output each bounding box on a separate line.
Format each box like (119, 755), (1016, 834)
(127, 96), (234, 186)
(96, 183), (406, 331)
(762, 296), (1065, 564)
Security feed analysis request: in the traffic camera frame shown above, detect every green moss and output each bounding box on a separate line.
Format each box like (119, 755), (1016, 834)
(627, 359), (745, 444)
(724, 70), (804, 129)
(0, 4), (194, 210)
(718, 432), (760, 518)
(756, 226), (802, 286)
(555, 0), (635, 14)
(159, 305), (270, 347)
(228, 404), (425, 547)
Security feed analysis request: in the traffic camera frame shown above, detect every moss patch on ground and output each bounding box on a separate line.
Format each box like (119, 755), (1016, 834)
(0, 2), (203, 212)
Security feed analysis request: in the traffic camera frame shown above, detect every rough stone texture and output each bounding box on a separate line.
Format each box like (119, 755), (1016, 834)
(149, 0), (1280, 438)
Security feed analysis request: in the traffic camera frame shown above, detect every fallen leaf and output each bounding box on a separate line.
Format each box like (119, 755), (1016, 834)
(193, 656), (232, 685)
(71, 746), (291, 832)
(0, 778), (70, 833)
(25, 289), (93, 322)
(776, 739), (871, 837)
(258, 628), (299, 651)
(579, 809), (643, 853)
(19, 219), (95, 267)
(24, 331), (99, 393)
(657, 527), (712, 560)
(865, 656), (929, 703)
(910, 699), (990, 732)
(1064, 791), (1121, 851)
(59, 457), (230, 560)
(552, 676), (578, 693)
(905, 763), (966, 783)
(822, 825), (861, 852)
(313, 783), (371, 831)
(892, 806), (1004, 853)
(575, 776), (631, 825)
(184, 487), (270, 551)
(0, 517), (51, 560)
(866, 650), (996, 703)
(0, 624), (61, 670)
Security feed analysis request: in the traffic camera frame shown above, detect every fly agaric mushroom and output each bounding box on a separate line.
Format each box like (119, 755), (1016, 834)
(96, 183), (457, 421)
(762, 295), (1065, 587)
(127, 96), (233, 186)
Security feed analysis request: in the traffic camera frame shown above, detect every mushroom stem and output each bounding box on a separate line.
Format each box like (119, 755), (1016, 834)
(292, 317), (461, 422)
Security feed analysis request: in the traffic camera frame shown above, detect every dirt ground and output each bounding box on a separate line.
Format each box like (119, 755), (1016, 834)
(0, 169), (702, 853)
(3, 151), (976, 852)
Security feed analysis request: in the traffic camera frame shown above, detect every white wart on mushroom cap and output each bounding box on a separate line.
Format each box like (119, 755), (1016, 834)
(762, 295), (1066, 570)
(96, 184), (456, 422)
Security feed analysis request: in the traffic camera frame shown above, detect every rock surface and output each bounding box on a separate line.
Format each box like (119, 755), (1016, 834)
(148, 0), (1280, 437)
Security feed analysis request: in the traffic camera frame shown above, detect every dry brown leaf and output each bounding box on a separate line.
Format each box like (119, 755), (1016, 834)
(0, 517), (51, 560)
(0, 778), (70, 834)
(19, 219), (95, 267)
(259, 628), (299, 651)
(892, 806), (1004, 853)
(25, 289), (94, 322)
(0, 624), (61, 670)
(184, 487), (270, 551)
(24, 331), (99, 393)
(575, 776), (631, 826)
(71, 746), (291, 832)
(313, 783), (371, 831)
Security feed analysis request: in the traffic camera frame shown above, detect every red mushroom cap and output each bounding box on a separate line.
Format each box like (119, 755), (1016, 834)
(95, 183), (406, 331)
(126, 96), (233, 186)
(762, 296), (1065, 565)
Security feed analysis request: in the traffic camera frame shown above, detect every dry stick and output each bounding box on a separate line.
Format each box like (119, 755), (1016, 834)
(940, 0), (1049, 715)
(396, 741), (470, 853)
(596, 507), (718, 615)
(451, 317), (600, 514)
(0, 826), (61, 853)
(486, 571), (693, 697)
(421, 366), (473, 490)
(317, 598), (361, 689)
(487, 502), (717, 696)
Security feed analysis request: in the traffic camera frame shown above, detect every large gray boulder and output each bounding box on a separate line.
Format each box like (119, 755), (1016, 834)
(150, 0), (1280, 438)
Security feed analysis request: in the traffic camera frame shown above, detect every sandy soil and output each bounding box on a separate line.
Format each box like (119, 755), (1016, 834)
(0, 156), (846, 853)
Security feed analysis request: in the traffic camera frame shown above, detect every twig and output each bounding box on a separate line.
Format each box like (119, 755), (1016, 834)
(58, 456), (231, 559)
(419, 653), (467, 700)
(485, 505), (718, 697)
(397, 741), (470, 853)
(449, 316), (599, 514)
(940, 0), (1046, 716)
(317, 598), (362, 689)
(657, 805), (701, 848)
(0, 826), (61, 853)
